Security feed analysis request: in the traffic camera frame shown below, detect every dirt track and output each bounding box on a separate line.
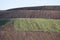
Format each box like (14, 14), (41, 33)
(0, 22), (60, 40)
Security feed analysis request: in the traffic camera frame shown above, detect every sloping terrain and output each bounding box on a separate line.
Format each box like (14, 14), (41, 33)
(7, 6), (60, 10)
(0, 31), (60, 40)
(0, 29), (60, 40)
(0, 6), (60, 19)
(0, 22), (60, 40)
(13, 18), (60, 32)
(0, 10), (60, 19)
(0, 6), (60, 40)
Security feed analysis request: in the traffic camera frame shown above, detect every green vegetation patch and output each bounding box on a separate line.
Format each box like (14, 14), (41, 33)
(0, 19), (11, 28)
(13, 18), (60, 32)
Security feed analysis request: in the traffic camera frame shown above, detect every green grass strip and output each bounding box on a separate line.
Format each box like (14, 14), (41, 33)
(13, 18), (60, 32)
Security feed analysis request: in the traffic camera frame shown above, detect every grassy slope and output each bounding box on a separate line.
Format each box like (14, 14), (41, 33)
(14, 18), (60, 32)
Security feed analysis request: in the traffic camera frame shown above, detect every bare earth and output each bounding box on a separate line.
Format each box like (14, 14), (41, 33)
(0, 10), (60, 19)
(0, 22), (60, 40)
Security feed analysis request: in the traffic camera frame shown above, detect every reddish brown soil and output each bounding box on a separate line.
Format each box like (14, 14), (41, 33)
(0, 10), (60, 19)
(0, 30), (60, 40)
(0, 23), (60, 40)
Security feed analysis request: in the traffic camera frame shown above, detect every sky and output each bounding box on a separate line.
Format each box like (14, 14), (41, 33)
(0, 0), (60, 10)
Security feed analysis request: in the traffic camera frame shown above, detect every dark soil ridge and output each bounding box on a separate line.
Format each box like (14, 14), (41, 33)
(0, 10), (60, 19)
(0, 6), (60, 19)
(7, 6), (60, 10)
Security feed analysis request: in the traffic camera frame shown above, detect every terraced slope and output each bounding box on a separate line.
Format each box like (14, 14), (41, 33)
(0, 23), (60, 40)
(0, 10), (60, 19)
(0, 6), (60, 40)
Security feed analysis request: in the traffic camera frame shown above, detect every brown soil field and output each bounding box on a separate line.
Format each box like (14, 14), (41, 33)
(0, 31), (60, 40)
(0, 10), (60, 19)
(0, 22), (60, 40)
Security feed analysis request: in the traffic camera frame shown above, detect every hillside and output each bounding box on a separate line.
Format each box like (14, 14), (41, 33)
(0, 6), (60, 40)
(0, 6), (60, 19)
